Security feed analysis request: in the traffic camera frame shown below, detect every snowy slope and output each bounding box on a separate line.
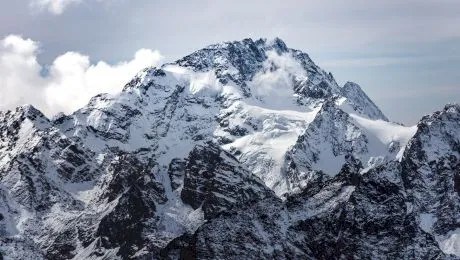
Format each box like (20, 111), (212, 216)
(282, 100), (417, 193)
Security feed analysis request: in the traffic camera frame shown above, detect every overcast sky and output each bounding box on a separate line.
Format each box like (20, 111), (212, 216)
(0, 0), (459, 124)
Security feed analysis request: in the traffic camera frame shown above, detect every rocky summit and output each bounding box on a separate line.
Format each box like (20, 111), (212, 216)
(0, 38), (459, 259)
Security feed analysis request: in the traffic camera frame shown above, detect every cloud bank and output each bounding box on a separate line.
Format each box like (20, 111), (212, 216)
(0, 35), (163, 116)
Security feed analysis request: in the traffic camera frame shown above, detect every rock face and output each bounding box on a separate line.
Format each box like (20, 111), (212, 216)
(0, 38), (459, 259)
(180, 143), (274, 219)
(166, 161), (445, 260)
(401, 104), (460, 256)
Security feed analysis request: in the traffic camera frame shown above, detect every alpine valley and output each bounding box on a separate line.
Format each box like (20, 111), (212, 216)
(1, 38), (459, 259)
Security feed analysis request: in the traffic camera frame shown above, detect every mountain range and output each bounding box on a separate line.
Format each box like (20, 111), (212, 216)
(0, 38), (459, 259)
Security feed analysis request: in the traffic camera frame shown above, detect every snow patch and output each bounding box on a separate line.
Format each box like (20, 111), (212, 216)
(437, 228), (460, 257)
(419, 213), (437, 233)
(222, 103), (319, 194)
(350, 113), (417, 163)
(350, 114), (417, 147)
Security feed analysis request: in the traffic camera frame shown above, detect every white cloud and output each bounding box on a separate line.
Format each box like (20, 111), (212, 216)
(0, 35), (163, 116)
(248, 51), (307, 109)
(30, 0), (82, 15)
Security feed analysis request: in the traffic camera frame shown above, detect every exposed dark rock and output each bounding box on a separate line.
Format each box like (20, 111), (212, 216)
(181, 142), (274, 219)
(168, 158), (187, 191)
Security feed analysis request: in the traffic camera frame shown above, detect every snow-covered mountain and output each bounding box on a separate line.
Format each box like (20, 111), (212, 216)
(0, 38), (459, 259)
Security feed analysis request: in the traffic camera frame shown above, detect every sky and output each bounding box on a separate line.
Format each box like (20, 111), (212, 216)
(0, 0), (459, 124)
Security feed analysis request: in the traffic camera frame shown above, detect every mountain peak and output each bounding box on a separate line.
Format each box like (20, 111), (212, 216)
(343, 81), (361, 91)
(254, 37), (289, 53)
(340, 81), (389, 121)
(444, 103), (460, 113)
(0, 104), (49, 126)
(419, 103), (460, 126)
(15, 104), (44, 118)
(207, 37), (289, 54)
(174, 37), (290, 74)
(123, 37), (317, 99)
(122, 38), (385, 123)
